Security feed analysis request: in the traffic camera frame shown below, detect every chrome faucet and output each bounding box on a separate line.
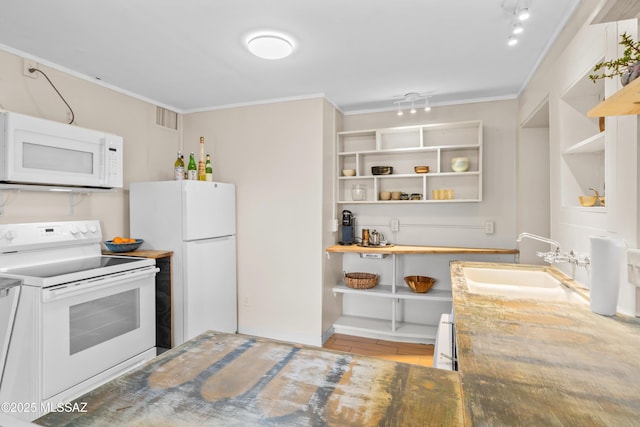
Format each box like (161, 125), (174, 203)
(515, 232), (590, 269)
(516, 232), (561, 264)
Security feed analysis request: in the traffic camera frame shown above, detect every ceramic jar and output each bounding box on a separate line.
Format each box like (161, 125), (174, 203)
(451, 157), (470, 172)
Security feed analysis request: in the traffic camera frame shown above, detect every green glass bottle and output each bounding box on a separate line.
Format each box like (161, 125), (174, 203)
(205, 154), (213, 181)
(187, 152), (197, 180)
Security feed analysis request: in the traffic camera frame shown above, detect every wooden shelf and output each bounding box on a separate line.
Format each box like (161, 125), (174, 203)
(588, 76), (640, 117)
(327, 244), (519, 255)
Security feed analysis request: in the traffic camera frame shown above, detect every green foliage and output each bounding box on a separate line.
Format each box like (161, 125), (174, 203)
(589, 32), (640, 81)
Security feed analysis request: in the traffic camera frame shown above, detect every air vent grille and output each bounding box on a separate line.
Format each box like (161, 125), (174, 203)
(155, 107), (178, 130)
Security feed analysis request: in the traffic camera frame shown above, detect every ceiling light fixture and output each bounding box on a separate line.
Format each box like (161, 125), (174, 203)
(393, 92), (433, 116)
(247, 34), (294, 60)
(503, 0), (530, 47)
(512, 22), (523, 34)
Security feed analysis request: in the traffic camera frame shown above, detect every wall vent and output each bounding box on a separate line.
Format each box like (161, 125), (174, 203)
(155, 106), (178, 130)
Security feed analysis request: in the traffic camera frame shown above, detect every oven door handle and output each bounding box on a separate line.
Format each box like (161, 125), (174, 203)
(42, 267), (159, 302)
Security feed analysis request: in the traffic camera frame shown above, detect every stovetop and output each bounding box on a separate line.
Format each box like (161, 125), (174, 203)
(0, 220), (154, 287)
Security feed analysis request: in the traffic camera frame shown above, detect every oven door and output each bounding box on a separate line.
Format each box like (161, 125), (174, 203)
(41, 267), (157, 399)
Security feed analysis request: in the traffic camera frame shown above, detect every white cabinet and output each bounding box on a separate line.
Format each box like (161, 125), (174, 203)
(337, 121), (482, 203)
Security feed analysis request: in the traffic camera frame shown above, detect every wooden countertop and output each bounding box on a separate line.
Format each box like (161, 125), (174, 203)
(450, 261), (640, 426)
(102, 249), (173, 258)
(326, 243), (519, 255)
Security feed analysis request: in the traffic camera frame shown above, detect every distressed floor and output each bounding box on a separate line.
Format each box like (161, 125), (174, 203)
(323, 334), (434, 367)
(36, 331), (459, 427)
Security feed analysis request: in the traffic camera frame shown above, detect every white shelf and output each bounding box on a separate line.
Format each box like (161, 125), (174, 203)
(0, 183), (116, 193)
(563, 132), (605, 155)
(333, 315), (438, 342)
(337, 144), (480, 156)
(332, 283), (452, 301)
(337, 120), (482, 204)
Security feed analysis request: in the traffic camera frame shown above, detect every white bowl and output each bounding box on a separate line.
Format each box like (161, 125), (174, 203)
(451, 157), (470, 172)
(342, 169), (356, 176)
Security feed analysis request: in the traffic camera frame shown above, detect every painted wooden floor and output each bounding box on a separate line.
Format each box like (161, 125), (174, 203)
(323, 334), (434, 367)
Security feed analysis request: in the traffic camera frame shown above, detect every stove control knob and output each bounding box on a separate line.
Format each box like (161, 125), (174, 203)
(80, 226), (88, 234)
(89, 225), (97, 234)
(3, 229), (16, 241)
(70, 226), (79, 235)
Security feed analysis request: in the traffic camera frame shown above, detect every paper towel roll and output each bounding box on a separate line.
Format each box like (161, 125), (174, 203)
(590, 236), (625, 316)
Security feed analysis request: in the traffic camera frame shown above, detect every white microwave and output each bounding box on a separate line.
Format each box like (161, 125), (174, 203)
(0, 112), (123, 189)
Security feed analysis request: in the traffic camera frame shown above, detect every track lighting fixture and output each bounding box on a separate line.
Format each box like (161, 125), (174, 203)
(393, 92), (432, 116)
(504, 0), (531, 46)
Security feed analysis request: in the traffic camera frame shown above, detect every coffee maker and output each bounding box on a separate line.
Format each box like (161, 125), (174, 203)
(340, 210), (355, 245)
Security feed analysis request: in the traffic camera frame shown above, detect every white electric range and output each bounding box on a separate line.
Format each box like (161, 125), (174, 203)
(0, 220), (158, 421)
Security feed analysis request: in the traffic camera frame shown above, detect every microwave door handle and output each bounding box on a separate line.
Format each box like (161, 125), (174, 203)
(100, 137), (107, 186)
(42, 267), (159, 302)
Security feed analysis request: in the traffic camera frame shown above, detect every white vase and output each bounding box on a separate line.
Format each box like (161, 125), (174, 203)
(621, 62), (640, 86)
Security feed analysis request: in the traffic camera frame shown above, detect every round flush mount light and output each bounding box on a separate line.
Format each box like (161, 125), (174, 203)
(247, 34), (294, 60)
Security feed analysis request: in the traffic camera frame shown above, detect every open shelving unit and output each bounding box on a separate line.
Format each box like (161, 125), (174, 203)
(327, 244), (518, 342)
(559, 64), (607, 211)
(337, 121), (482, 203)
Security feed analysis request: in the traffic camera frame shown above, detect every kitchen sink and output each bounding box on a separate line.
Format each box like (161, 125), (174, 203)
(462, 267), (587, 304)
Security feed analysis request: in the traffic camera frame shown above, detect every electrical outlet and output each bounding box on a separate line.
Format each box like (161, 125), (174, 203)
(484, 220), (495, 235)
(331, 219), (339, 232)
(242, 296), (250, 307)
(23, 59), (38, 79)
(391, 219), (399, 232)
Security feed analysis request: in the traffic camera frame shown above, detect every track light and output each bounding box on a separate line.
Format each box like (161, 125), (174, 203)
(393, 92), (432, 116)
(517, 7), (530, 21)
(512, 23), (523, 34)
(508, 35), (518, 46)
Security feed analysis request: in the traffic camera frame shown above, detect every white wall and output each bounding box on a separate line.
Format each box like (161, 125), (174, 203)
(0, 49), (180, 237)
(342, 100), (519, 249)
(182, 99), (333, 346)
(332, 101), (519, 339)
(519, 1), (639, 315)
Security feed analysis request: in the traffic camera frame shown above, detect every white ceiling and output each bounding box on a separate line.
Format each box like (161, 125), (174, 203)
(0, 0), (580, 114)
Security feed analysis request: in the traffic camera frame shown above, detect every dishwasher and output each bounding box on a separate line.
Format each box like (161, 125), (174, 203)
(0, 278), (21, 389)
(434, 312), (457, 371)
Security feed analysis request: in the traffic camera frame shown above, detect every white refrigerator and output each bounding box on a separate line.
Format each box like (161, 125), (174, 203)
(130, 180), (237, 346)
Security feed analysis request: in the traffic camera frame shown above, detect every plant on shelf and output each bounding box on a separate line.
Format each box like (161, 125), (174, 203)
(590, 32), (640, 86)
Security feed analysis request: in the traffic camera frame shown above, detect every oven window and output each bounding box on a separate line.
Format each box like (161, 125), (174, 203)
(69, 289), (140, 354)
(23, 142), (93, 174)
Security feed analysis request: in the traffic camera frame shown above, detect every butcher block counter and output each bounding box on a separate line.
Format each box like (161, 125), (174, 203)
(326, 243), (519, 255)
(450, 261), (640, 426)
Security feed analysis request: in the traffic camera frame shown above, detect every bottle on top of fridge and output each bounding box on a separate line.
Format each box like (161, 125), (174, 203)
(198, 137), (206, 181)
(174, 151), (184, 180)
(205, 154), (213, 181)
(187, 152), (197, 180)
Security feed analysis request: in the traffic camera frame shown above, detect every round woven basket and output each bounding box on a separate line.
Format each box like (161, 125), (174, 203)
(344, 272), (378, 289)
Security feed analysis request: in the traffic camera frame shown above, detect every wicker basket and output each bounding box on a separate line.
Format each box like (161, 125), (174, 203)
(344, 272), (378, 289)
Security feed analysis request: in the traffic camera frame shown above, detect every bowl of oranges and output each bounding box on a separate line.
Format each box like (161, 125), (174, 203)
(104, 237), (143, 253)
